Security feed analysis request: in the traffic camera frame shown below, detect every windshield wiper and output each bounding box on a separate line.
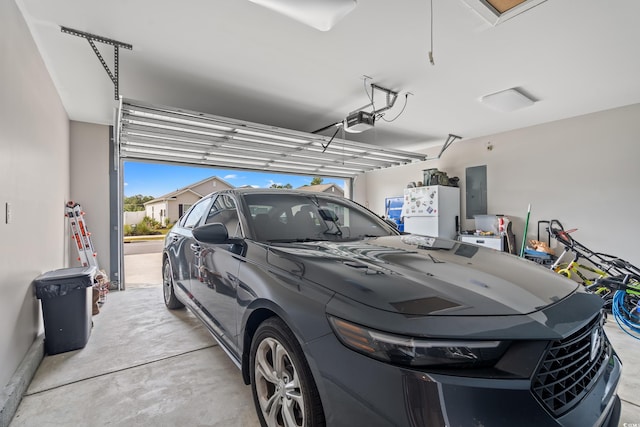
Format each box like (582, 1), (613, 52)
(266, 238), (329, 243)
(318, 209), (342, 236)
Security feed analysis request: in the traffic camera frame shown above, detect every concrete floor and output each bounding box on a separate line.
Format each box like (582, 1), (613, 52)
(9, 252), (640, 426)
(10, 253), (259, 427)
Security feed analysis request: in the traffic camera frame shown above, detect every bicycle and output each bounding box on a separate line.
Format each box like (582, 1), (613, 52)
(548, 219), (640, 313)
(552, 258), (613, 298)
(548, 220), (617, 299)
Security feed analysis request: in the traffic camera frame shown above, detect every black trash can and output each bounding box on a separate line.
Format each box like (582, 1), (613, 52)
(34, 266), (97, 355)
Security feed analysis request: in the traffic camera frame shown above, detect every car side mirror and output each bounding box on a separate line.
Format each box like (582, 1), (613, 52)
(193, 223), (233, 244)
(194, 223), (246, 255)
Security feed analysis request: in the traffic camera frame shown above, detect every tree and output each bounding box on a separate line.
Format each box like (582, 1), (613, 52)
(310, 177), (324, 185)
(123, 194), (155, 211)
(269, 183), (293, 189)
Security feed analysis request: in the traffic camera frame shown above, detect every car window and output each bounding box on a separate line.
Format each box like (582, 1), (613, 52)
(245, 193), (396, 242)
(206, 194), (243, 238)
(180, 197), (211, 229)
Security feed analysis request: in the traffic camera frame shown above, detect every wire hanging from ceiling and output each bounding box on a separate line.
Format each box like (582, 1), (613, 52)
(428, 0), (435, 65)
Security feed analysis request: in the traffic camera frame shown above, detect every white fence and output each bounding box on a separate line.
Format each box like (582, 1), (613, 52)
(123, 211), (146, 226)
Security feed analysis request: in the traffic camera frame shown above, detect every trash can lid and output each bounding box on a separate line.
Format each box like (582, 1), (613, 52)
(34, 266), (97, 299)
(34, 266), (97, 283)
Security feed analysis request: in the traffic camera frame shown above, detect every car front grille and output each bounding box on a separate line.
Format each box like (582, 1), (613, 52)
(532, 313), (610, 416)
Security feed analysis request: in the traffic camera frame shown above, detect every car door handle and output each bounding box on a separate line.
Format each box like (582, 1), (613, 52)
(190, 243), (201, 253)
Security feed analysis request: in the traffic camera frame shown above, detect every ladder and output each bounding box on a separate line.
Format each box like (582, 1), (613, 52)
(65, 201), (109, 304)
(65, 201), (99, 268)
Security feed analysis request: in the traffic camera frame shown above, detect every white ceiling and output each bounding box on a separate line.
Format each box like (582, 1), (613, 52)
(16, 0), (640, 152)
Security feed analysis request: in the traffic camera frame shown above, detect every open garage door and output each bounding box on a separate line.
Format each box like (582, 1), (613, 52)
(112, 99), (427, 289)
(116, 99), (426, 177)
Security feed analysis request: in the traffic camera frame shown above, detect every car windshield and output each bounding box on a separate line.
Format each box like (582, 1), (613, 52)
(244, 193), (397, 243)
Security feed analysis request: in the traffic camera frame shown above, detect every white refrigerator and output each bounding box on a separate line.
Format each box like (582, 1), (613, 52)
(402, 185), (460, 239)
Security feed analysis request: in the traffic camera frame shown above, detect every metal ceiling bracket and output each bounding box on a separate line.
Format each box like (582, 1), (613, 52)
(61, 26), (132, 100)
(369, 83), (399, 116)
(428, 133), (462, 160)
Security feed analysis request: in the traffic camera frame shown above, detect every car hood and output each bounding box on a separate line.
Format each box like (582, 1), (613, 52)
(265, 235), (579, 316)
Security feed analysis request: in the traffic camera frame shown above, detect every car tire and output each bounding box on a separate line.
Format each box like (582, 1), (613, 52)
(250, 317), (325, 427)
(163, 258), (184, 309)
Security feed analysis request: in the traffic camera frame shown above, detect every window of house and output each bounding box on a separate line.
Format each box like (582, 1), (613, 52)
(179, 203), (193, 218)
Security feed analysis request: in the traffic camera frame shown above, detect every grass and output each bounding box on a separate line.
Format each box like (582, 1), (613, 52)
(123, 227), (171, 243)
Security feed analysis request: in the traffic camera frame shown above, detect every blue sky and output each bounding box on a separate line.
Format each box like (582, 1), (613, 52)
(124, 161), (346, 197)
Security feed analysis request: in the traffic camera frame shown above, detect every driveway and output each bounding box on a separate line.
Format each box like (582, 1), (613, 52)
(123, 240), (164, 255)
(124, 240), (163, 288)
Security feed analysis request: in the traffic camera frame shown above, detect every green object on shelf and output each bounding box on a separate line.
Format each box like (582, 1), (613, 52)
(520, 204), (531, 257)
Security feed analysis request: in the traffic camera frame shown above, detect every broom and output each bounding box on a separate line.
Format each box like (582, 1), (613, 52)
(519, 204), (531, 257)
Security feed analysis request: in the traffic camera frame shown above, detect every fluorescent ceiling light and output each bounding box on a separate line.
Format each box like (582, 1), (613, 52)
(248, 0), (357, 31)
(480, 88), (536, 112)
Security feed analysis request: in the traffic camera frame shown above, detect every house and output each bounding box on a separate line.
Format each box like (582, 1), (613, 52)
(297, 183), (344, 197)
(144, 176), (234, 224)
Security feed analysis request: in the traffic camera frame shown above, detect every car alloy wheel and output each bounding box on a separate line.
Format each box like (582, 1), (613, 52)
(163, 258), (183, 309)
(250, 318), (324, 427)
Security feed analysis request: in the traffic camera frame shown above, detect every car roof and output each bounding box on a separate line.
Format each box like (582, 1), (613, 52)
(208, 188), (348, 199)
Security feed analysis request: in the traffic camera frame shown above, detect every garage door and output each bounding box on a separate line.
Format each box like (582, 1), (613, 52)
(116, 99), (427, 178)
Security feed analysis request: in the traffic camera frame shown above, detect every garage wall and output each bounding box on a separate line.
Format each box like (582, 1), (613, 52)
(358, 103), (640, 263)
(0, 0), (70, 391)
(69, 121), (111, 274)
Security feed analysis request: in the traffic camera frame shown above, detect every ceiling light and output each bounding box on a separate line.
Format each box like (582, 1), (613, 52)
(248, 0), (357, 31)
(480, 88), (536, 112)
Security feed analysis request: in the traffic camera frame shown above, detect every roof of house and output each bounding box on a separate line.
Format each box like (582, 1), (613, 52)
(145, 176), (235, 205)
(297, 183), (344, 194)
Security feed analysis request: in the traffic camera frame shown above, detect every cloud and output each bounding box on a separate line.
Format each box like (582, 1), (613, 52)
(124, 182), (128, 186)
(224, 174), (238, 180)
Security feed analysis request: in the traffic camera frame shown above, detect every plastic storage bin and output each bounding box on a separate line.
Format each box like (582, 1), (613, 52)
(34, 266), (96, 355)
(474, 214), (498, 234)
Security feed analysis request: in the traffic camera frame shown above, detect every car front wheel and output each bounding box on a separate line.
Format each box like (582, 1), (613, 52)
(250, 318), (324, 427)
(163, 258), (184, 309)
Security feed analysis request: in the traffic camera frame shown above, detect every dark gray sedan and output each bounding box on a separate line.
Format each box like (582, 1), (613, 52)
(162, 188), (621, 427)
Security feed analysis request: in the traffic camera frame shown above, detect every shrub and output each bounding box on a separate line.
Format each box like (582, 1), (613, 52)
(141, 216), (161, 229)
(123, 217), (162, 236)
(133, 222), (149, 235)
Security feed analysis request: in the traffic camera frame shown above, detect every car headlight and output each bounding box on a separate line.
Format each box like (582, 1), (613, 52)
(328, 316), (510, 368)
